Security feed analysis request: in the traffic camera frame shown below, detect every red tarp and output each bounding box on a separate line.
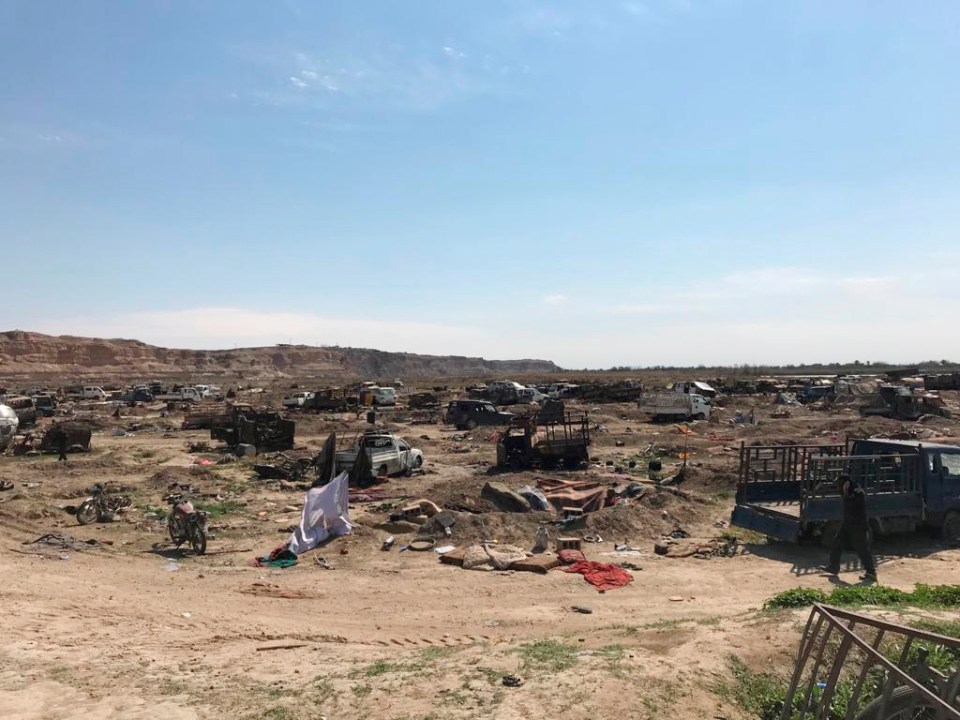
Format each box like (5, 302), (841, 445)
(561, 561), (634, 591)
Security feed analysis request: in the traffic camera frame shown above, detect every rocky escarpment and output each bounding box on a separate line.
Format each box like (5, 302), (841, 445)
(0, 331), (561, 380)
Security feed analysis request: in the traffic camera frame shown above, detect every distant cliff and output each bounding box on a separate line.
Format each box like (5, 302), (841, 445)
(0, 331), (561, 380)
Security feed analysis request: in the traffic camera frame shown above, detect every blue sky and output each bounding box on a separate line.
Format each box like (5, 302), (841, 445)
(1, 1), (958, 368)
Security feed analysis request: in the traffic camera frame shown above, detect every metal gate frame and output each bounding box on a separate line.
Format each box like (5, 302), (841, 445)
(782, 604), (960, 719)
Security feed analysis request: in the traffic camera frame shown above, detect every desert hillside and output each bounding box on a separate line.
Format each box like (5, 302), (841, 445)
(0, 330), (561, 380)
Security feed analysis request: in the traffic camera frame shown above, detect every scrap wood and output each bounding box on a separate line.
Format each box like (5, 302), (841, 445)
(654, 537), (737, 559)
(439, 546), (466, 566)
(509, 554), (560, 574)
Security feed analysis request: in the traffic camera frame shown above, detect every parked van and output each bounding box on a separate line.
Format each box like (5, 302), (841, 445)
(70, 386), (109, 400)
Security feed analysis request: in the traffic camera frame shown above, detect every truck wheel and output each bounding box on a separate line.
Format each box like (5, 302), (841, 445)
(941, 511), (960, 543)
(465, 419), (478, 430)
(693, 413), (706, 421)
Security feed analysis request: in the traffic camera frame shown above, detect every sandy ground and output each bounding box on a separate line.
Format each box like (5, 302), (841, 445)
(1, 393), (958, 720)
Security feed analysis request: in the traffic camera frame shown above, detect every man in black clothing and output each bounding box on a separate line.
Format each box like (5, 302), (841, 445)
(56, 427), (68, 463)
(825, 473), (877, 583)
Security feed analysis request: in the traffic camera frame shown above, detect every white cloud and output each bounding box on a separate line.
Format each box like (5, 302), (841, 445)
(543, 294), (568, 306)
(289, 76), (308, 89)
(300, 70), (319, 80)
(442, 46), (465, 59)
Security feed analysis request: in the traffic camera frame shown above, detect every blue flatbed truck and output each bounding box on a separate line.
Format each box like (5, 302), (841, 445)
(731, 439), (960, 543)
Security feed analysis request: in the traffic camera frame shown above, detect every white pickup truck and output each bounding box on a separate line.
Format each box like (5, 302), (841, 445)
(335, 431), (423, 477)
(154, 387), (203, 403)
(638, 392), (712, 421)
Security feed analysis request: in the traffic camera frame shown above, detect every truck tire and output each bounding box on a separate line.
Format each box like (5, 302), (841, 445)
(853, 685), (933, 720)
(465, 419), (478, 430)
(941, 511), (960, 543)
(693, 413), (706, 421)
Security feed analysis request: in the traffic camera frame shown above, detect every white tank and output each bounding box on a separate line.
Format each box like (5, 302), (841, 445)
(0, 404), (19, 451)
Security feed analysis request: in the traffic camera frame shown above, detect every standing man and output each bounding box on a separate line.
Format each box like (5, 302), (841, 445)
(56, 426), (68, 463)
(825, 473), (877, 583)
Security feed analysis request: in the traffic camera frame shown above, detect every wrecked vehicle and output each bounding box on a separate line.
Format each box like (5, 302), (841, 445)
(40, 422), (92, 453)
(5, 395), (37, 427)
(497, 410), (591, 470)
(0, 404), (19, 451)
(731, 439), (960, 543)
(211, 406), (295, 452)
(304, 387), (357, 412)
(182, 402), (252, 430)
(282, 391), (314, 409)
(444, 399), (515, 431)
(335, 430), (423, 478)
(33, 394), (59, 417)
(253, 453), (315, 481)
(860, 385), (951, 420)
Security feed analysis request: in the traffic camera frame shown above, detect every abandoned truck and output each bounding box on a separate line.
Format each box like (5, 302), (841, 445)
(304, 387), (356, 413)
(637, 392), (712, 421)
(731, 439), (960, 543)
(444, 399), (515, 430)
(497, 411), (591, 470)
(334, 431), (423, 477)
(210, 406), (295, 452)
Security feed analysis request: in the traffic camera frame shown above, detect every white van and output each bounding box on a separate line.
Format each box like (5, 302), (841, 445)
(82, 386), (108, 400)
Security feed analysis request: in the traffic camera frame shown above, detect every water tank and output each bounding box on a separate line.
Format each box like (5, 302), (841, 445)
(0, 404), (19, 451)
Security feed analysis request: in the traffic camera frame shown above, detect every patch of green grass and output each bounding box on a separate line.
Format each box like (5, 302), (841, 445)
(911, 617), (960, 638)
(47, 664), (75, 684)
(517, 639), (578, 673)
(261, 708), (294, 720)
(764, 584), (960, 611)
(359, 660), (406, 678)
(720, 526), (766, 544)
(418, 645), (459, 663)
(194, 499), (246, 518)
(311, 675), (336, 704)
(438, 689), (469, 706)
(475, 667), (502, 686)
(351, 683), (372, 698)
(713, 655), (786, 720)
(157, 678), (190, 696)
(597, 644), (627, 676)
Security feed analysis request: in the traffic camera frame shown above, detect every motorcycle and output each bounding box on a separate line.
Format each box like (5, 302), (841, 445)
(76, 483), (132, 525)
(163, 493), (208, 555)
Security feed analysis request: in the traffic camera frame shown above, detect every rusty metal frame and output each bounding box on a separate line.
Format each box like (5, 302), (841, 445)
(781, 604), (960, 719)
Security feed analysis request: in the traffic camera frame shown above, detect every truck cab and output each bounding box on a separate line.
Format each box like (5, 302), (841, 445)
(335, 431), (423, 477)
